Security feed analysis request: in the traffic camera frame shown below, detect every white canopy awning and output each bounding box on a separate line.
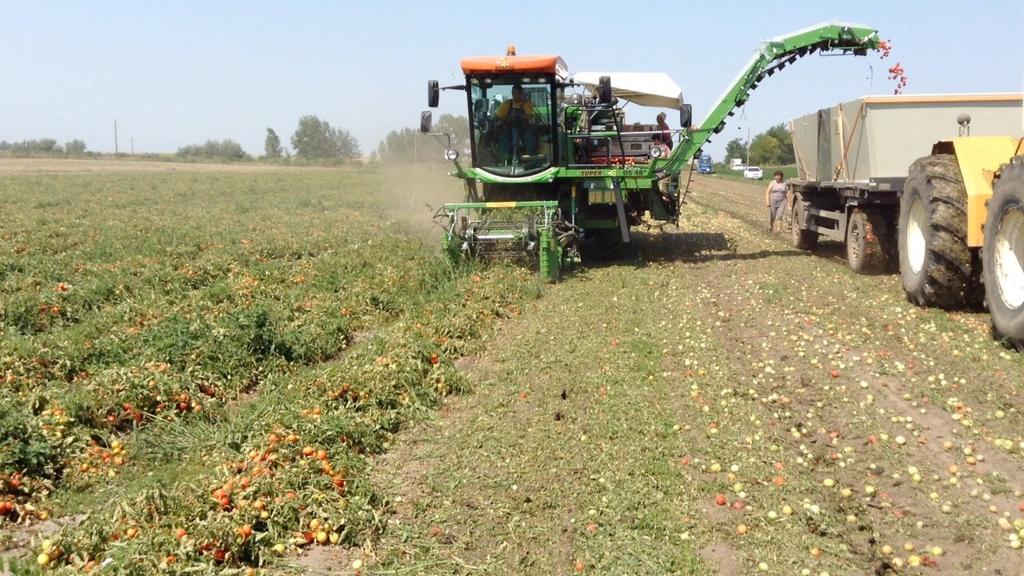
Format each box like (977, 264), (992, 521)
(573, 72), (683, 108)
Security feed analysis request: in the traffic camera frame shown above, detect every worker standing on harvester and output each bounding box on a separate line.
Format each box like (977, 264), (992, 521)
(656, 112), (673, 151)
(495, 83), (537, 160)
(652, 134), (672, 202)
(765, 170), (787, 233)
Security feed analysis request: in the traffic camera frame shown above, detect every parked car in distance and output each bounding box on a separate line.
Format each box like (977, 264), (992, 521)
(743, 166), (763, 179)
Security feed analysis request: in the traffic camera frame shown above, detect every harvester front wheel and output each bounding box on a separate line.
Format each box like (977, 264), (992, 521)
(898, 154), (981, 309)
(790, 199), (818, 250)
(846, 208), (895, 273)
(983, 157), (1024, 349)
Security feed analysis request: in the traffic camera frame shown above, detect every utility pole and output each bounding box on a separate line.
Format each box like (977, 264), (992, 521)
(131, 137), (135, 155)
(114, 120), (119, 154)
(745, 124), (751, 166)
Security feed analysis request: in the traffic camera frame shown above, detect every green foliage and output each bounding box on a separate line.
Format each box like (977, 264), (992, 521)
(263, 128), (282, 159)
(0, 167), (536, 573)
(763, 123), (795, 164)
(0, 138), (90, 159)
(290, 115), (361, 161)
(433, 114), (470, 153)
(176, 139), (249, 161)
(376, 115), (469, 164)
(0, 139), (63, 156)
(710, 163), (797, 181)
(725, 138), (747, 164)
(748, 133), (782, 166)
(376, 127), (429, 163)
(0, 401), (66, 478)
(725, 124), (794, 166)
(65, 139), (88, 155)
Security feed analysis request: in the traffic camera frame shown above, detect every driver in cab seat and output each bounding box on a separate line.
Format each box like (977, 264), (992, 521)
(495, 83), (537, 159)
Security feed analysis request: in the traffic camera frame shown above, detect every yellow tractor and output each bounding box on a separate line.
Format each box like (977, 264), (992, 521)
(899, 128), (1024, 348)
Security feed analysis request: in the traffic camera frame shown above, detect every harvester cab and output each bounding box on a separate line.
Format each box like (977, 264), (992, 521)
(423, 22), (881, 281)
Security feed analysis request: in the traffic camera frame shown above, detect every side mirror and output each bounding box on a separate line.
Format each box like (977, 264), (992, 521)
(427, 80), (439, 108)
(420, 111), (432, 134)
(598, 76), (612, 105)
(679, 103), (692, 129)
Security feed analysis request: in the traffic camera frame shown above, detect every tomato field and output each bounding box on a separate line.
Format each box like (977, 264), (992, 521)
(3, 161), (1024, 575)
(0, 163), (534, 574)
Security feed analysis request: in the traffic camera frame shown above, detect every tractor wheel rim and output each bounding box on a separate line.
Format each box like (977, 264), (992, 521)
(907, 197), (926, 274)
(994, 205), (1024, 310)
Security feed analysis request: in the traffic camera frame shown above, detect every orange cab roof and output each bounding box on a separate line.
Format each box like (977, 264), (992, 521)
(460, 55), (567, 75)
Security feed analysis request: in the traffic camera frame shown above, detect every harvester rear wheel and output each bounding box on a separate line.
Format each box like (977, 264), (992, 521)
(846, 208), (895, 273)
(983, 157), (1024, 349)
(899, 154), (981, 309)
(791, 200), (818, 250)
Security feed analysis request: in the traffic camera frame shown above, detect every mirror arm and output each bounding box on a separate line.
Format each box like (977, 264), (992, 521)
(428, 133), (453, 149)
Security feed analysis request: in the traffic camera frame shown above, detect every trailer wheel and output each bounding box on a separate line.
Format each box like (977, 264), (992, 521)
(846, 208), (897, 273)
(899, 154), (981, 309)
(846, 208), (889, 273)
(983, 157), (1024, 349)
(790, 200), (818, 250)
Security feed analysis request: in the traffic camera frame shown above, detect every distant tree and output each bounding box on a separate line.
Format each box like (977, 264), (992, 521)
(376, 128), (423, 164)
(64, 139), (87, 155)
(290, 115), (360, 161)
(0, 139), (64, 156)
(375, 115), (469, 164)
(264, 128), (282, 159)
(748, 134), (782, 166)
(333, 128), (361, 160)
(763, 123), (795, 164)
(33, 139), (61, 154)
(176, 139), (249, 161)
(432, 114), (470, 153)
(725, 138), (747, 164)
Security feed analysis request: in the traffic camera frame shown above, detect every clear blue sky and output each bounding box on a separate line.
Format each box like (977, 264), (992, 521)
(2, 1), (1021, 160)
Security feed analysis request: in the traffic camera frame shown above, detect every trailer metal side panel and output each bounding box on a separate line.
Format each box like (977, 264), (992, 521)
(791, 111), (818, 180)
(817, 108), (832, 181)
(825, 97), (872, 182)
(789, 93), (1023, 184)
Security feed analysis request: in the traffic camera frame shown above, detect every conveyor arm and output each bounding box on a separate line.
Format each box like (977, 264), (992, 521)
(663, 22), (880, 174)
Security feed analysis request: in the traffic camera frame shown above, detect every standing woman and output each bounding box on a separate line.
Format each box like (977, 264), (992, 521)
(765, 170), (787, 233)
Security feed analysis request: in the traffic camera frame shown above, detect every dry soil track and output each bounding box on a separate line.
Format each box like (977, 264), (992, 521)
(347, 175), (1024, 575)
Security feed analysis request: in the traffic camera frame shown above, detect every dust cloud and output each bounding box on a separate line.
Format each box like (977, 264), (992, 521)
(376, 165), (467, 241)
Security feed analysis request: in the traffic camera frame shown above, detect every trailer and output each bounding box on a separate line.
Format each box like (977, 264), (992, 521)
(786, 93), (1024, 272)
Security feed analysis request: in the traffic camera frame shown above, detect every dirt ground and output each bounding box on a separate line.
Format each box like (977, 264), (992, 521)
(349, 174), (1024, 575)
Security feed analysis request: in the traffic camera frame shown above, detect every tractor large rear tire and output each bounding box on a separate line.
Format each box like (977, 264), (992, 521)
(983, 157), (1024, 349)
(791, 199), (818, 250)
(846, 208), (893, 273)
(899, 154), (981, 309)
